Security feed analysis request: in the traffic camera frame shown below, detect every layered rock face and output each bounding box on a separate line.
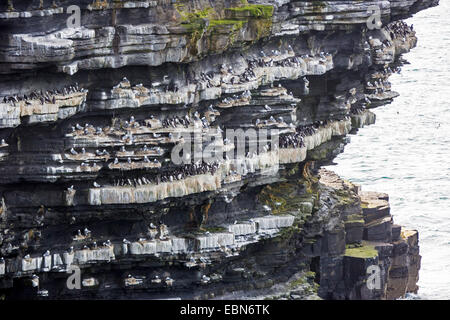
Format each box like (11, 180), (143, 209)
(0, 0), (436, 299)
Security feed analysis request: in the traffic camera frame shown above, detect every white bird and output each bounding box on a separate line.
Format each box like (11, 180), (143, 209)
(93, 182), (101, 188)
(70, 148), (78, 155)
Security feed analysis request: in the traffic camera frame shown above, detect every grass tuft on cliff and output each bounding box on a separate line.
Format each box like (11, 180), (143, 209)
(344, 244), (378, 259)
(225, 4), (274, 19)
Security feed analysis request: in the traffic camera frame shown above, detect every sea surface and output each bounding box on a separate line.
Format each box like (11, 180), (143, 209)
(326, 1), (450, 300)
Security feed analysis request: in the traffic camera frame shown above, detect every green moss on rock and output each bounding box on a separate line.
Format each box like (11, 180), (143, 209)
(225, 4), (274, 19)
(344, 244), (378, 259)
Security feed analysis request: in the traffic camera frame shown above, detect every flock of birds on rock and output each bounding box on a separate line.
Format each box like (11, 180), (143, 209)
(110, 161), (220, 187)
(219, 90), (252, 105)
(278, 122), (329, 149)
(387, 21), (414, 41)
(192, 46), (328, 88)
(2, 84), (85, 106)
(366, 77), (391, 94)
(69, 111), (213, 139)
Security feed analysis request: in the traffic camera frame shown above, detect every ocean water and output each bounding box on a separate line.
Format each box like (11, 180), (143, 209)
(326, 1), (450, 300)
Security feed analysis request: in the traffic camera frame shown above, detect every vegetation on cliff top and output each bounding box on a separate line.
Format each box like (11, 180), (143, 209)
(225, 4), (274, 19)
(344, 244), (378, 259)
(175, 3), (274, 55)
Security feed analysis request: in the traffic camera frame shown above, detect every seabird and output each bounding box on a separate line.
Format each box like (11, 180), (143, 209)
(202, 275), (210, 282)
(70, 148), (78, 155)
(93, 182), (101, 188)
(165, 277), (174, 286)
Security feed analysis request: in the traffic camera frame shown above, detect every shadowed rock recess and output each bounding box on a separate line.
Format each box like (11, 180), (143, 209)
(0, 0), (436, 300)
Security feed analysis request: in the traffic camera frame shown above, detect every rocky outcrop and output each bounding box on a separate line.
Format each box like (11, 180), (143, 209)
(0, 0), (436, 299)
